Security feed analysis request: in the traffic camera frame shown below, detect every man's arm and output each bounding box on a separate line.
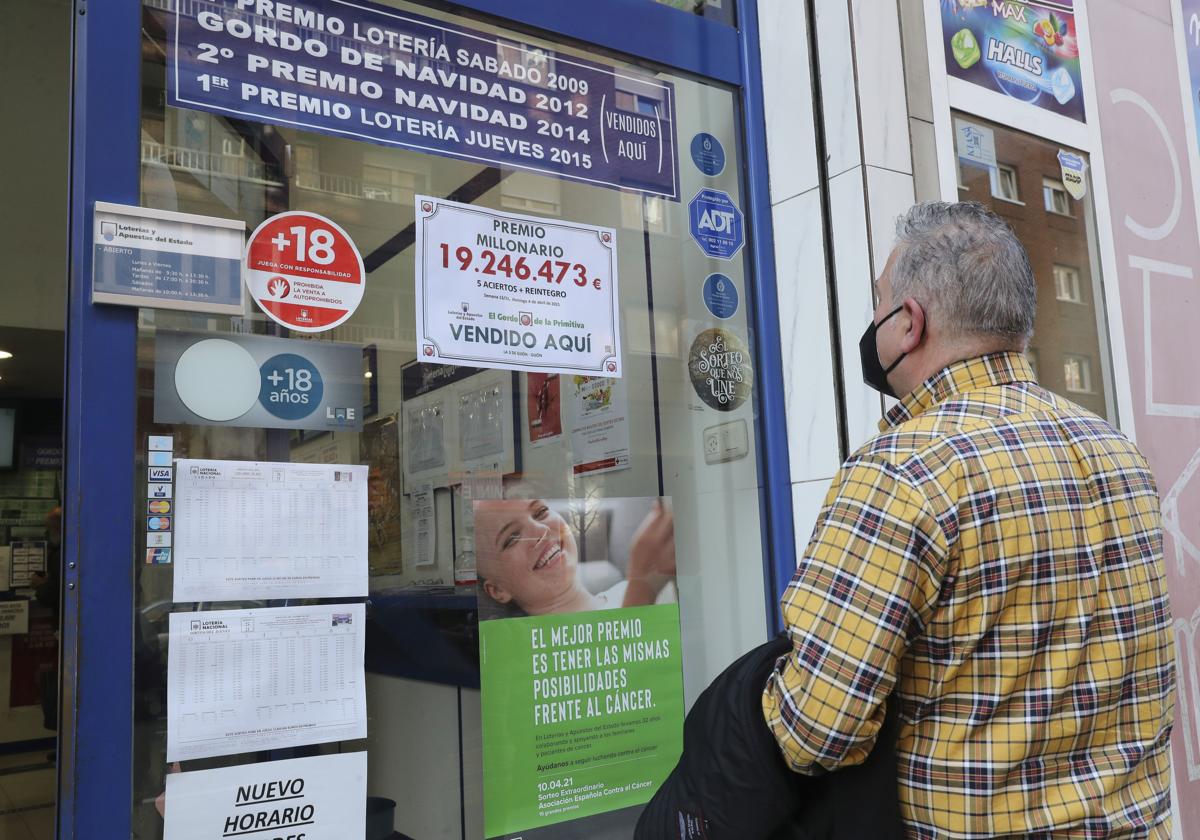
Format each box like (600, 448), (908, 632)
(763, 457), (948, 775)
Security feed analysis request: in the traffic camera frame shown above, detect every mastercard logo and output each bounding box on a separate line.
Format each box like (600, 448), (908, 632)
(148, 501), (171, 514)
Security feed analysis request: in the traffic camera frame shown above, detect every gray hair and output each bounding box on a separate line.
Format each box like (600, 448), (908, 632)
(890, 201), (1036, 344)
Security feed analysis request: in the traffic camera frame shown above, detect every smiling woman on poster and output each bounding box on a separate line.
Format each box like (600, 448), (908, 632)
(474, 496), (676, 618)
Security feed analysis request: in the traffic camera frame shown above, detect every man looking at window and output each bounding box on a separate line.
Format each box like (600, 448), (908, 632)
(764, 202), (1174, 837)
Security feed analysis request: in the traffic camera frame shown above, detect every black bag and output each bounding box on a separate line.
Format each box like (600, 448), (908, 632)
(635, 635), (903, 840)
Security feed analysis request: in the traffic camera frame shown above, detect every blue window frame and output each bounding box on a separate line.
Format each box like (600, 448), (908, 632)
(61, 0), (795, 833)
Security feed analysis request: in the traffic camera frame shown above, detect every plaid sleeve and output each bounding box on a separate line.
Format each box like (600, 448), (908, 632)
(763, 457), (948, 775)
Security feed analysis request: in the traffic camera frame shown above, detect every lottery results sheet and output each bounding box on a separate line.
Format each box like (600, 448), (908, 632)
(166, 604), (367, 762)
(173, 460), (368, 601)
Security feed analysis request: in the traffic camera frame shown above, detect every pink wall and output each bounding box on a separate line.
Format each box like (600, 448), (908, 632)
(1089, 0), (1200, 831)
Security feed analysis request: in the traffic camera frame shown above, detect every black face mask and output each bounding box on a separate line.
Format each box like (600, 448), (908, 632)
(859, 305), (907, 398)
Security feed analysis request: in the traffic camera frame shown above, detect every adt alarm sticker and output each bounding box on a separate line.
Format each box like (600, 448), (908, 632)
(245, 211), (365, 333)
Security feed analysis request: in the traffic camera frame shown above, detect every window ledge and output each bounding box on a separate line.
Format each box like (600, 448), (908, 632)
(991, 194), (1025, 206)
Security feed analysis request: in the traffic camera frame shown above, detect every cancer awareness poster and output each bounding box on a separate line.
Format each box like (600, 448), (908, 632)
(414, 197), (622, 378)
(475, 496), (683, 839)
(566, 375), (631, 476)
(942, 0), (1085, 122)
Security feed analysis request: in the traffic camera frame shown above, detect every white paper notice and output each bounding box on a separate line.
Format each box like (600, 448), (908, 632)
(0, 602), (29, 636)
(411, 483), (436, 568)
(9, 542), (46, 589)
(173, 460), (368, 601)
(414, 196), (622, 377)
(565, 375), (631, 476)
(164, 752), (367, 840)
(166, 604), (367, 762)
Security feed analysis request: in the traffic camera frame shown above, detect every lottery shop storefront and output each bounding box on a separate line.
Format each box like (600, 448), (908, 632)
(51, 0), (796, 838)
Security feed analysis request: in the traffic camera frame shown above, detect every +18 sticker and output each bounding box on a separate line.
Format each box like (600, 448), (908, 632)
(259, 353), (324, 421)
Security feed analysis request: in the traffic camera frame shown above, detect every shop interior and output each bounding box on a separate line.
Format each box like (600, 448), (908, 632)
(0, 2), (71, 838)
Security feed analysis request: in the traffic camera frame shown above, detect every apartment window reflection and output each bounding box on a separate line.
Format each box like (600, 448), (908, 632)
(991, 163), (1021, 203)
(1044, 178), (1072, 216)
(1053, 265), (1084, 303)
(1063, 354), (1093, 393)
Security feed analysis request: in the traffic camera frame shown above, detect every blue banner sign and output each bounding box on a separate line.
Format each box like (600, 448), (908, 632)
(166, 0), (679, 199)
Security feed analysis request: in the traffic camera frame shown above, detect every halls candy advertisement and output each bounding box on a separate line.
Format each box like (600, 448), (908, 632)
(941, 0), (1084, 122)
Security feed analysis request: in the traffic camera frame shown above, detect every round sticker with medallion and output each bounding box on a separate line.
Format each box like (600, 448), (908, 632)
(245, 211), (365, 333)
(688, 327), (753, 412)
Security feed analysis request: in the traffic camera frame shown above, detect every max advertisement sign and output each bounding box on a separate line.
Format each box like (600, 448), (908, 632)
(942, 0), (1085, 121)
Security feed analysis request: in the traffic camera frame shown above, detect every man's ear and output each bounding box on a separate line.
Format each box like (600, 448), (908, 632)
(483, 578), (512, 604)
(899, 297), (926, 354)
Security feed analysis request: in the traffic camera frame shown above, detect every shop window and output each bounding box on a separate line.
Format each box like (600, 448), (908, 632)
(1053, 265), (1084, 303)
(1044, 178), (1072, 216)
(1063, 354), (1093, 393)
(951, 112), (1116, 421)
(134, 3), (762, 839)
(990, 163), (1021, 203)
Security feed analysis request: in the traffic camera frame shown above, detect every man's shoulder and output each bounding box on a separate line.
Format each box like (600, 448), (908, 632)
(854, 384), (1149, 485)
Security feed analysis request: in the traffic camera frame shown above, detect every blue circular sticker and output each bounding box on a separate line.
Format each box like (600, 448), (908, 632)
(690, 133), (726, 177)
(702, 273), (739, 320)
(259, 353), (324, 420)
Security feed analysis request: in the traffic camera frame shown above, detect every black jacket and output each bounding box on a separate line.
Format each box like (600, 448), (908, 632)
(635, 635), (904, 840)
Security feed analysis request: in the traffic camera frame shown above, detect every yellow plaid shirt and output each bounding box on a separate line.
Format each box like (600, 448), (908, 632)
(763, 352), (1174, 839)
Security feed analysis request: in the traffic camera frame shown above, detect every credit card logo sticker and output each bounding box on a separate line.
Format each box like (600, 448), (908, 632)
(146, 548), (172, 565)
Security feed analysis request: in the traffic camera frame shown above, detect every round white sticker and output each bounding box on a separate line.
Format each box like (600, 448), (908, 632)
(244, 211), (365, 333)
(174, 338), (261, 422)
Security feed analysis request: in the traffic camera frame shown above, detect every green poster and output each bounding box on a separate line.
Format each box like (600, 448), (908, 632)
(480, 603), (685, 838)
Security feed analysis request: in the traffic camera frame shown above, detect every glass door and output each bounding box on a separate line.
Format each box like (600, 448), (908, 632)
(132, 2), (772, 837)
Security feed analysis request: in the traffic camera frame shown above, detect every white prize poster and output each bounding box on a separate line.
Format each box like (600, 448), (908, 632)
(166, 604), (367, 762)
(565, 375), (631, 476)
(163, 752), (367, 840)
(173, 459), (368, 601)
(414, 196), (622, 377)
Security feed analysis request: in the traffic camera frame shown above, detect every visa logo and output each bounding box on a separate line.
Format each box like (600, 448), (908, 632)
(148, 466), (174, 482)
